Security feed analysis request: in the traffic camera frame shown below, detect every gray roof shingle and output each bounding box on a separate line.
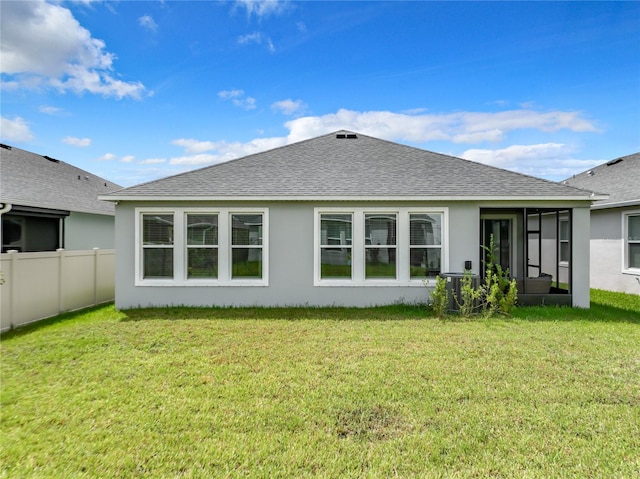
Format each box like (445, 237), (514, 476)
(562, 152), (639, 208)
(0, 144), (122, 215)
(104, 131), (596, 201)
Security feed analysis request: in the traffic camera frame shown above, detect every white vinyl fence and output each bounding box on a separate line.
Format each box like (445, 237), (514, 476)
(0, 248), (115, 333)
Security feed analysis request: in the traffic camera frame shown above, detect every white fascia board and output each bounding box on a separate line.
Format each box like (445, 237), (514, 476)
(100, 194), (599, 202)
(591, 198), (640, 210)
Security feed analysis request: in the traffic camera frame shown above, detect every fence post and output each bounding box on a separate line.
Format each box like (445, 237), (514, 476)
(93, 247), (99, 306)
(8, 250), (18, 329)
(57, 248), (65, 314)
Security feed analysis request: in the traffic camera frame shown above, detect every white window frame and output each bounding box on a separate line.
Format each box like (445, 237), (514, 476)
(622, 210), (640, 275)
(314, 207), (448, 286)
(135, 207), (268, 286)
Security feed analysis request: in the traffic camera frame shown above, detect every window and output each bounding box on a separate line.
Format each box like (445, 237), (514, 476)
(186, 214), (218, 279)
(410, 213), (442, 279)
(320, 214), (353, 279)
(231, 214), (263, 279)
(559, 219), (570, 264)
(365, 214), (397, 279)
(142, 214), (174, 279)
(136, 208), (268, 286)
(625, 213), (640, 271)
(315, 208), (446, 285)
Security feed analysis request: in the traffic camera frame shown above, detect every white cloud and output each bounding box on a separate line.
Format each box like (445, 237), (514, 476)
(218, 89), (244, 100)
(0, 116), (34, 142)
(139, 158), (166, 165)
(62, 136), (91, 147)
(138, 15), (158, 32)
(238, 32), (262, 45)
(218, 89), (257, 110)
(460, 144), (602, 180)
(237, 32), (275, 52)
(170, 137), (288, 166)
(0, 0), (146, 99)
(169, 154), (222, 166)
(272, 99), (307, 116)
(283, 108), (599, 143)
(159, 107), (600, 181)
(171, 139), (219, 154)
(97, 153), (139, 163)
(39, 105), (65, 115)
(235, 0), (290, 18)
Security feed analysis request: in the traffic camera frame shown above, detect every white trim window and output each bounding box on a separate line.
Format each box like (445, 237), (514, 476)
(136, 208), (268, 286)
(315, 207), (447, 286)
(319, 213), (353, 279)
(142, 213), (175, 279)
(624, 211), (640, 273)
(186, 213), (218, 279)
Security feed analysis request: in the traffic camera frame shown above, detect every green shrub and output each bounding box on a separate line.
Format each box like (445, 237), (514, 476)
(427, 275), (449, 318)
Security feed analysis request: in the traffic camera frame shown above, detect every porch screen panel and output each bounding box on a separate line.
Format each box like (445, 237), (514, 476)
(320, 214), (353, 279)
(142, 214), (174, 278)
(409, 213), (442, 279)
(231, 214), (263, 279)
(365, 214), (397, 279)
(559, 220), (570, 263)
(187, 214), (218, 279)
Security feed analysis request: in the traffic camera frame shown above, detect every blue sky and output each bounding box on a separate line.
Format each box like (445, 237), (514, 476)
(1, 0), (638, 188)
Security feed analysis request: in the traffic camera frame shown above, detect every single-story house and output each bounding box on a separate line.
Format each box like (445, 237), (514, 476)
(563, 153), (640, 294)
(0, 144), (122, 252)
(101, 131), (604, 309)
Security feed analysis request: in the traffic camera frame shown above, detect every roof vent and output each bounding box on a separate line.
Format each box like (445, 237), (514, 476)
(336, 133), (358, 139)
(587, 170), (594, 177)
(606, 158), (623, 166)
(0, 143), (12, 150)
(43, 155), (59, 163)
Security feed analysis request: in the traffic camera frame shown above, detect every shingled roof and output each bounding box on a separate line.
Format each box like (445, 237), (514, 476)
(0, 144), (122, 215)
(103, 131), (597, 201)
(563, 152), (640, 209)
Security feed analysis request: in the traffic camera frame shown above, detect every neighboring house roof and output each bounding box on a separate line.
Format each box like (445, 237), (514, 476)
(0, 144), (122, 215)
(103, 130), (600, 202)
(563, 152), (640, 210)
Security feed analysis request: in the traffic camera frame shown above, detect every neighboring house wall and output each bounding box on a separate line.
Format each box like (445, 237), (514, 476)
(114, 201), (591, 309)
(590, 207), (640, 294)
(64, 212), (116, 250)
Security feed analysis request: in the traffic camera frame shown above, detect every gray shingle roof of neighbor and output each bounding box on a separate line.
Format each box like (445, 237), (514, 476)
(103, 130), (598, 201)
(563, 152), (639, 209)
(0, 144), (122, 215)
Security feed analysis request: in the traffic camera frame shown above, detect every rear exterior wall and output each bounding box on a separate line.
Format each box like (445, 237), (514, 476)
(113, 200), (591, 309)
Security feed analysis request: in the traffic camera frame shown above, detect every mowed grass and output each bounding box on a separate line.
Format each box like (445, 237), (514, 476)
(1, 291), (639, 478)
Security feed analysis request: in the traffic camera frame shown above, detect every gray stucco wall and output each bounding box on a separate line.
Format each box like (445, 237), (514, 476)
(589, 207), (640, 294)
(114, 200), (591, 309)
(65, 212), (116, 250)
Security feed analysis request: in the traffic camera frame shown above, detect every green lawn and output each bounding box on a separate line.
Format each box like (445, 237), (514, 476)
(1, 290), (639, 478)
